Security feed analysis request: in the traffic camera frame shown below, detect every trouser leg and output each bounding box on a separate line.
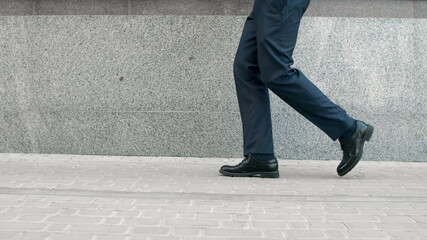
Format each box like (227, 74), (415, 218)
(254, 0), (354, 140)
(234, 12), (274, 156)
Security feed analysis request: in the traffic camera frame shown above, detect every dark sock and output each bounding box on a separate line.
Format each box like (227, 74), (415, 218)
(340, 120), (357, 139)
(252, 154), (276, 161)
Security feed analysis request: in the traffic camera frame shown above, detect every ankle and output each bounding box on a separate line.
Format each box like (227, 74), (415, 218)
(252, 153), (276, 161)
(340, 120), (357, 139)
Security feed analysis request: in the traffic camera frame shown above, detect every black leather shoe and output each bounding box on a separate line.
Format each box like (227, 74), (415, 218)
(219, 154), (280, 178)
(337, 121), (374, 176)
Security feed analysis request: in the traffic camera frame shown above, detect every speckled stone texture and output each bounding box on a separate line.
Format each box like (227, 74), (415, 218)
(1, 0), (427, 18)
(0, 15), (426, 161)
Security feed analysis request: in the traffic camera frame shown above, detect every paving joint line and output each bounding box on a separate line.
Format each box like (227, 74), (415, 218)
(1, 187), (426, 202)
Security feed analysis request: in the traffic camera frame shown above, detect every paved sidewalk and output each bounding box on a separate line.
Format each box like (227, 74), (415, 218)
(0, 153), (426, 240)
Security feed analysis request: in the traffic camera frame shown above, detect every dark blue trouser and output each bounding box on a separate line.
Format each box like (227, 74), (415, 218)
(234, 0), (355, 156)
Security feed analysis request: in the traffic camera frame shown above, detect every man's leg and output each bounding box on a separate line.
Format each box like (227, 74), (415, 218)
(219, 11), (279, 178)
(233, 12), (274, 157)
(252, 0), (373, 176)
(253, 0), (355, 140)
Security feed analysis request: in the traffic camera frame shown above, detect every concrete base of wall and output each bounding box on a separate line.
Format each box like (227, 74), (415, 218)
(1, 15), (426, 161)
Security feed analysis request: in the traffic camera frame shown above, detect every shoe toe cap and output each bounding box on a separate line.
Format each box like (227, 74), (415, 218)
(220, 165), (232, 171)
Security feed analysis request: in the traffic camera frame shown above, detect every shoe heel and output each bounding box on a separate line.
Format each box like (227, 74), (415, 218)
(260, 171), (280, 178)
(364, 125), (374, 141)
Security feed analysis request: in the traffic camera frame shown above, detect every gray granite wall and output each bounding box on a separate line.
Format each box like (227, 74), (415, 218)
(1, 15), (426, 161)
(1, 0), (426, 18)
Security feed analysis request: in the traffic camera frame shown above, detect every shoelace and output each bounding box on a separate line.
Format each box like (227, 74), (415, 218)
(339, 139), (352, 156)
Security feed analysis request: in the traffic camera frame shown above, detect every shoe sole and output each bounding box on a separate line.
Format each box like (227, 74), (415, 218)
(338, 124), (374, 176)
(219, 169), (280, 178)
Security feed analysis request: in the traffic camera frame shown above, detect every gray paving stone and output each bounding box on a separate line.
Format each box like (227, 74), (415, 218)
(131, 226), (170, 235)
(0, 231), (20, 239)
(15, 232), (53, 240)
(172, 227), (201, 237)
(50, 233), (96, 240)
(284, 229), (326, 239)
(0, 153), (426, 239)
(0, 222), (48, 231)
(68, 224), (129, 234)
